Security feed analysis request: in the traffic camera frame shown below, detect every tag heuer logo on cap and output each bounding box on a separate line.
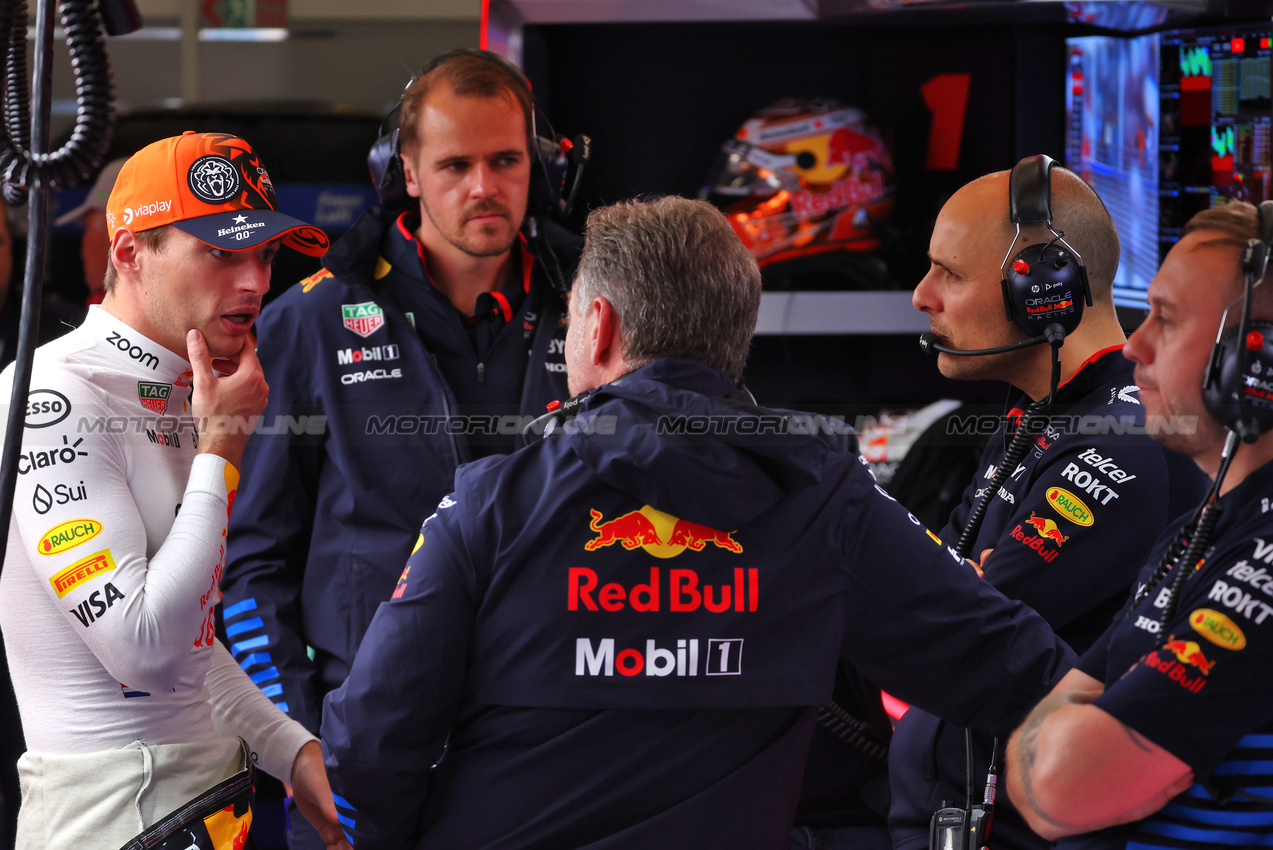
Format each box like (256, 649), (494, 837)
(188, 155), (241, 204)
(342, 302), (385, 338)
(138, 382), (171, 414)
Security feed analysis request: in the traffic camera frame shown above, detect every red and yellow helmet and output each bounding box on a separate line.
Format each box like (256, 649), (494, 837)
(701, 98), (895, 268)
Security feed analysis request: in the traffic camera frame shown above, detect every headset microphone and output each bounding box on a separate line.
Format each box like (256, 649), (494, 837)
(918, 326), (1066, 358)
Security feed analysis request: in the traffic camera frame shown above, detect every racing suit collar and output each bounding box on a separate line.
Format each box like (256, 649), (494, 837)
(82, 306), (195, 384)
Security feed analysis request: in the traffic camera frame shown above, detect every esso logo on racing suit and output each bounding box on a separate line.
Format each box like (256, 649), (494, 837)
(25, 389), (71, 428)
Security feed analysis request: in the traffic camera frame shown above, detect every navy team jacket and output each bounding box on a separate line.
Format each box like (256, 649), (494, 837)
(321, 359), (1076, 850)
(888, 347), (1209, 850)
(221, 206), (576, 735)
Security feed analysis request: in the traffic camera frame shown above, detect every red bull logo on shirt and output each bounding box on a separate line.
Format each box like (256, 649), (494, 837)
(1008, 513), (1067, 563)
(1141, 636), (1212, 693)
(584, 506), (743, 558)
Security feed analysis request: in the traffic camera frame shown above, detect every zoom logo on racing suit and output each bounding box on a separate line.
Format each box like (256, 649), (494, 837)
(575, 637), (744, 677)
(106, 331), (160, 370)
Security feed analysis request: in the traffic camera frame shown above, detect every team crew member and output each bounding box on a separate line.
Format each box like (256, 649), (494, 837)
(320, 196), (1077, 850)
(220, 51), (578, 845)
(1007, 201), (1273, 849)
(887, 162), (1207, 850)
(0, 133), (345, 849)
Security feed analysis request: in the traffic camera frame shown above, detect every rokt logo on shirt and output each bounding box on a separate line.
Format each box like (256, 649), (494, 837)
(342, 302), (385, 338)
(584, 505), (743, 558)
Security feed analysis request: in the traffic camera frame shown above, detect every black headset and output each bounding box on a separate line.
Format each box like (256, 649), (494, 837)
(1000, 154), (1093, 338)
(1202, 200), (1273, 443)
(919, 155), (1093, 360)
(366, 48), (590, 221)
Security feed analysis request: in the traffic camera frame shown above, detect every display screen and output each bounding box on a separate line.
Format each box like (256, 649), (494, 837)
(1065, 34), (1160, 310)
(1067, 22), (1272, 312)
(1159, 24), (1272, 255)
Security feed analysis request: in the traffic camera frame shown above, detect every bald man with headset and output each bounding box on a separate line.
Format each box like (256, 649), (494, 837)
(886, 158), (1207, 850)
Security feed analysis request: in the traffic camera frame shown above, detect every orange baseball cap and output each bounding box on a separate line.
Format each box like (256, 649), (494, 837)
(106, 131), (329, 256)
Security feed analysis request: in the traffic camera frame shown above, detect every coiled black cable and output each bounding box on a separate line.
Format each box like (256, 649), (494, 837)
(0, 0), (114, 205)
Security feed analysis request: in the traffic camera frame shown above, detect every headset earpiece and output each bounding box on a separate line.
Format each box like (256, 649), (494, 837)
(999, 155), (1093, 339)
(1201, 200), (1273, 441)
(1203, 320), (1273, 438)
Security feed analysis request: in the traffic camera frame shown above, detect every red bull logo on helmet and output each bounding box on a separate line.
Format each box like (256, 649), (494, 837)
(584, 506), (743, 558)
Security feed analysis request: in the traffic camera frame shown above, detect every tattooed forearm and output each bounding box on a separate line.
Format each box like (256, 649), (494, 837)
(1013, 706), (1089, 834)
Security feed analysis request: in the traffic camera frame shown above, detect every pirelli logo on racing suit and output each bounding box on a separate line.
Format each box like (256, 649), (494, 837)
(49, 549), (117, 598)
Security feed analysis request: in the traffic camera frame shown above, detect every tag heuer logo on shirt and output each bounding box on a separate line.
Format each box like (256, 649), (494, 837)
(138, 382), (171, 414)
(342, 302), (385, 338)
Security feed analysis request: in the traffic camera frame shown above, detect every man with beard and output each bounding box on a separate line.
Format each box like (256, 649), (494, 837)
(1006, 200), (1273, 849)
(220, 50), (579, 850)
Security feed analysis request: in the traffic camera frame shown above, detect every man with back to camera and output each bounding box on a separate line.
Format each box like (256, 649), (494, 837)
(318, 195), (1080, 850)
(1005, 201), (1273, 849)
(886, 159), (1208, 850)
(0, 132), (347, 849)
(219, 48), (580, 849)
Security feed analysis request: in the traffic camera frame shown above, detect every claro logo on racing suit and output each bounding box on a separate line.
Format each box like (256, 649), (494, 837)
(575, 637), (744, 677)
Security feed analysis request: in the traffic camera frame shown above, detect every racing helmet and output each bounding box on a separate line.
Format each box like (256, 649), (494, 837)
(701, 98), (895, 268)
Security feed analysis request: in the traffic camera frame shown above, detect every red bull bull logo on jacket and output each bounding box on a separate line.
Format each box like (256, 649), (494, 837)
(1008, 512), (1068, 563)
(574, 506), (753, 614)
(585, 506), (743, 557)
(1142, 635), (1213, 693)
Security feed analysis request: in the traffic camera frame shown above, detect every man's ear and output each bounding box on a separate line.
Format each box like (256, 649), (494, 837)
(591, 295), (620, 368)
(109, 228), (140, 283)
(401, 148), (422, 200)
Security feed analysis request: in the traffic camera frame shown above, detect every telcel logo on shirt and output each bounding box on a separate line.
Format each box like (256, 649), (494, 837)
(38, 518), (102, 556)
(49, 549), (117, 598)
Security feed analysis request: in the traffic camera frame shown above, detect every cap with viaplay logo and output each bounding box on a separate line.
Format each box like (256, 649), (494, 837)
(106, 131), (330, 257)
